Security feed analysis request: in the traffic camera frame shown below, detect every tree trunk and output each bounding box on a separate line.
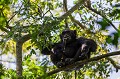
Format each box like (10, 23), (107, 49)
(16, 41), (23, 78)
(15, 34), (30, 78)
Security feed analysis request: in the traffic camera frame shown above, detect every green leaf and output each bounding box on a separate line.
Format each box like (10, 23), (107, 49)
(30, 49), (36, 55)
(27, 46), (31, 50)
(106, 36), (112, 44)
(90, 25), (93, 29)
(97, 19), (110, 30)
(112, 33), (119, 47)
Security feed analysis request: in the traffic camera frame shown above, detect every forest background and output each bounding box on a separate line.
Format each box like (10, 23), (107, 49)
(0, 0), (120, 79)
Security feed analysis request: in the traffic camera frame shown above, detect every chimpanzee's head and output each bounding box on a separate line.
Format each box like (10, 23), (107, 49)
(60, 30), (76, 45)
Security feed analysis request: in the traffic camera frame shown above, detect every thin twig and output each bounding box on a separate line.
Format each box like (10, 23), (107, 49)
(8, 4), (23, 23)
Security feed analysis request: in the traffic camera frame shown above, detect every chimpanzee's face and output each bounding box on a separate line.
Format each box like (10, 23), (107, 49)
(60, 30), (76, 45)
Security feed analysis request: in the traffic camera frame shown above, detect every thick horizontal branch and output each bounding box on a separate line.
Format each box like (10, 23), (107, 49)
(37, 50), (120, 78)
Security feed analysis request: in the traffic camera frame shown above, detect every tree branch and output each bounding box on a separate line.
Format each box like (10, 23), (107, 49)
(63, 0), (86, 29)
(107, 57), (120, 70)
(12, 0), (86, 44)
(37, 50), (120, 78)
(8, 3), (23, 23)
(19, 34), (31, 44)
(63, 0), (94, 34)
(63, 0), (68, 12)
(63, 0), (69, 28)
(69, 15), (86, 29)
(84, 2), (119, 32)
(59, 0), (85, 20)
(7, 0), (85, 32)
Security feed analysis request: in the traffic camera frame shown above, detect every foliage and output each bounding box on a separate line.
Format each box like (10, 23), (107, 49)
(0, 0), (120, 79)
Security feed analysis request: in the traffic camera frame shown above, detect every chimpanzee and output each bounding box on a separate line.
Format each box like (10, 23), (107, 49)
(41, 29), (97, 69)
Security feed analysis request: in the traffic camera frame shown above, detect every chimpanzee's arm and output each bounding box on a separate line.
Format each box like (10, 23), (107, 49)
(41, 43), (58, 55)
(66, 37), (97, 63)
(74, 38), (97, 60)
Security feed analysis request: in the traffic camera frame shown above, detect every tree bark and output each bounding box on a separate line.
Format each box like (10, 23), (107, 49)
(16, 41), (23, 78)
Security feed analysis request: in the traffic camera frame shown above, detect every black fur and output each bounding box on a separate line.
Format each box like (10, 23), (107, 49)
(41, 30), (97, 69)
